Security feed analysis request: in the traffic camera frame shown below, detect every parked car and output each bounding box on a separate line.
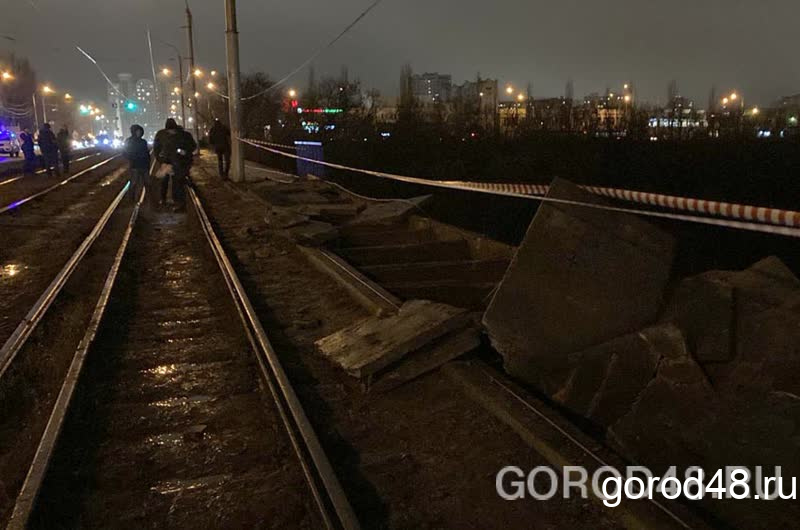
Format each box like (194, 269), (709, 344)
(0, 130), (21, 157)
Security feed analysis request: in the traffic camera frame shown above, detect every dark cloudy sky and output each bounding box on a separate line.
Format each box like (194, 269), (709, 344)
(2, 0), (799, 107)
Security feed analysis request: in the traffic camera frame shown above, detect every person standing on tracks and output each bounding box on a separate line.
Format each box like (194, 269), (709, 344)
(153, 118), (196, 212)
(37, 123), (61, 177)
(56, 125), (71, 174)
(208, 118), (231, 179)
(19, 127), (36, 175)
(124, 124), (150, 203)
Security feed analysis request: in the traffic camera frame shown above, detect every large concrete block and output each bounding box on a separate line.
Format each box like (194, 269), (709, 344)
(662, 274), (735, 363)
(554, 325), (681, 428)
(483, 178), (675, 393)
(348, 195), (432, 226)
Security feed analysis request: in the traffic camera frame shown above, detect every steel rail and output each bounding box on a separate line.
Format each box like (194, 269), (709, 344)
(0, 154), (119, 214)
(7, 187), (145, 530)
(187, 184), (360, 530)
(0, 180), (130, 380)
(0, 153), (101, 188)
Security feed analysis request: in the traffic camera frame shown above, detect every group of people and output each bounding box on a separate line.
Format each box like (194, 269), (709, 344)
(123, 118), (198, 212)
(18, 124), (72, 176)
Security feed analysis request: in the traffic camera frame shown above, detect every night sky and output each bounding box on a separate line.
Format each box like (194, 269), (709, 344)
(2, 0), (799, 107)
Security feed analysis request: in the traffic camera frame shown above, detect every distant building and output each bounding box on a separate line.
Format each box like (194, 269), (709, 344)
(134, 79), (158, 140)
(411, 72), (452, 104)
(453, 78), (498, 129)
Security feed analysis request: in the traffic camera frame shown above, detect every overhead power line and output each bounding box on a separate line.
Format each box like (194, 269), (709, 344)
(240, 0), (385, 102)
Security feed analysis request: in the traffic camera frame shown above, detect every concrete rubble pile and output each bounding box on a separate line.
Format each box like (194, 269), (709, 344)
(484, 178), (800, 526)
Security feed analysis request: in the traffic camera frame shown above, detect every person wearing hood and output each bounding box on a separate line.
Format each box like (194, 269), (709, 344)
(19, 128), (36, 175)
(56, 125), (71, 173)
(124, 124), (150, 202)
(208, 118), (231, 178)
(153, 118), (196, 211)
(37, 123), (60, 177)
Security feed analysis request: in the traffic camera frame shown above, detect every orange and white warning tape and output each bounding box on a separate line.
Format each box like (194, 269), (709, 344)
(240, 138), (800, 238)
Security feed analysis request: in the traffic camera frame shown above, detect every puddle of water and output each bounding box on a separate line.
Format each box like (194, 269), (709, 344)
(151, 395), (214, 408)
(0, 263), (26, 279)
(151, 474), (233, 495)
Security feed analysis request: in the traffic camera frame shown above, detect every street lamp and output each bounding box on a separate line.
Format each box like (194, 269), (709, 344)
(40, 85), (55, 125)
(210, 70), (218, 77)
(506, 85), (514, 95)
(516, 93), (525, 102)
(162, 67), (172, 76)
(64, 93), (73, 101)
(1, 71), (12, 81)
(288, 88), (297, 98)
(207, 82), (216, 91)
(193, 68), (203, 78)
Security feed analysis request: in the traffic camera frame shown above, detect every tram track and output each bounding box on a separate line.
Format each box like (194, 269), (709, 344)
(2, 179), (360, 528)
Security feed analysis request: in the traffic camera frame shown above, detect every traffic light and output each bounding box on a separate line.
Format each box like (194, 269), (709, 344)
(124, 100), (138, 112)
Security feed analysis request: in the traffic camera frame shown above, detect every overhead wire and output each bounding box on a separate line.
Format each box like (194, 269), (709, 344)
(236, 0), (385, 102)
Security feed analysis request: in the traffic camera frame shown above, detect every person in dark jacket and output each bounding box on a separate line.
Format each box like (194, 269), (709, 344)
(153, 118), (196, 211)
(56, 126), (71, 173)
(19, 128), (36, 175)
(37, 123), (60, 177)
(208, 118), (231, 178)
(124, 124), (151, 202)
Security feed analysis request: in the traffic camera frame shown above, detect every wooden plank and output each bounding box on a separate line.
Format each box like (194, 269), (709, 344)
(370, 327), (480, 393)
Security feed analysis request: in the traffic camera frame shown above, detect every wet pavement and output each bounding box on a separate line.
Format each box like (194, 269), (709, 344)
(0, 160), (127, 348)
(32, 207), (317, 528)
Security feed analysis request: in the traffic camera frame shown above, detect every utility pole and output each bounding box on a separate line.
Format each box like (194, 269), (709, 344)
(185, 2), (201, 143)
(177, 55), (188, 127)
(31, 93), (40, 130)
(224, 0), (245, 182)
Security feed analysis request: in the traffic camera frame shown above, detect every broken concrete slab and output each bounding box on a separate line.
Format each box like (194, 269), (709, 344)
(295, 203), (363, 220)
(607, 335), (715, 474)
(370, 327), (480, 393)
(709, 256), (800, 317)
(283, 220), (338, 246)
(483, 178), (675, 393)
(264, 205), (310, 229)
(709, 293), (800, 396)
(315, 300), (471, 378)
(348, 195), (433, 226)
(662, 274), (735, 363)
(553, 325), (686, 427)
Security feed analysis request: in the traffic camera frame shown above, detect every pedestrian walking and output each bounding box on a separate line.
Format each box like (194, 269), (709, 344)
(208, 118), (231, 178)
(153, 118), (197, 212)
(19, 128), (36, 175)
(37, 123), (60, 177)
(124, 124), (150, 203)
(56, 125), (71, 173)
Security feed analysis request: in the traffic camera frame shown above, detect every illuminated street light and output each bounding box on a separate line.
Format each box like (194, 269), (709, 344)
(730, 92), (738, 101)
(505, 86), (514, 95)
(207, 82), (216, 90)
(194, 91), (200, 98)
(42, 85), (54, 94)
(288, 89), (297, 98)
(516, 93), (525, 102)
(751, 107), (760, 115)
(193, 68), (203, 78)
(64, 93), (73, 101)
(210, 70), (218, 77)
(722, 97), (729, 105)
(173, 86), (181, 94)
(624, 94), (632, 103)
(1, 71), (12, 81)
(162, 67), (172, 76)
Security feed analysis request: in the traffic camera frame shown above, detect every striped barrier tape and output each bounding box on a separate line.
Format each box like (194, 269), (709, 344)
(243, 138), (297, 150)
(240, 137), (800, 237)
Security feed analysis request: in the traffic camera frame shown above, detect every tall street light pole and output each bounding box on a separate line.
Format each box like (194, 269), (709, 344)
(225, 0), (245, 182)
(185, 2), (201, 143)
